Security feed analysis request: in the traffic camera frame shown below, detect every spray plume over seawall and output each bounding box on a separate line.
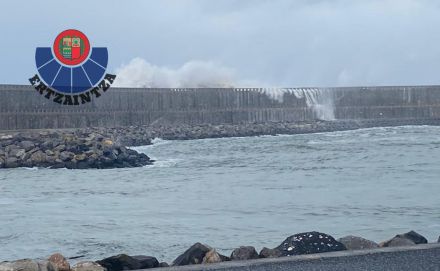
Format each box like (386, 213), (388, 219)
(237, 88), (336, 121)
(115, 58), (335, 121)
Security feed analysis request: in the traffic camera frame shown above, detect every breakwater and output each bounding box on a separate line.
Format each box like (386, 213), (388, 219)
(1, 85), (440, 130)
(0, 230), (438, 271)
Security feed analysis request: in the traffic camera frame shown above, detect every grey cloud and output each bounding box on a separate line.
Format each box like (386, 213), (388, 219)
(1, 0), (440, 87)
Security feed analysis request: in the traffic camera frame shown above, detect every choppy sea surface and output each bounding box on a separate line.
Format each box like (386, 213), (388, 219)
(0, 126), (439, 262)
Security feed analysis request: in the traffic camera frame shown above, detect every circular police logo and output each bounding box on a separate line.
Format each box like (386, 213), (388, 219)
(53, 29), (91, 66)
(29, 29), (116, 105)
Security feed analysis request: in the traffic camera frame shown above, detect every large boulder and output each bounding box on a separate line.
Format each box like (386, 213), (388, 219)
(71, 262), (105, 271)
(0, 260), (56, 271)
(230, 246), (259, 261)
(48, 253), (70, 271)
(259, 247), (283, 258)
(96, 254), (158, 271)
(30, 150), (47, 164)
(337, 235), (379, 250)
(274, 232), (346, 256)
(380, 231), (427, 247)
(396, 231), (427, 244)
(379, 236), (416, 247)
(202, 250), (224, 264)
(172, 243), (211, 266)
(96, 254), (139, 271)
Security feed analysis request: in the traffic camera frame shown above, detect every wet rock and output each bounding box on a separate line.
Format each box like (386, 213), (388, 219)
(379, 236), (416, 247)
(71, 261), (105, 271)
(131, 256), (159, 269)
(438, 235), (440, 243)
(48, 253), (70, 271)
(274, 231), (346, 256)
(259, 247), (282, 258)
(96, 254), (138, 271)
(172, 243), (211, 266)
(230, 246), (259, 261)
(337, 235), (379, 250)
(396, 230), (428, 244)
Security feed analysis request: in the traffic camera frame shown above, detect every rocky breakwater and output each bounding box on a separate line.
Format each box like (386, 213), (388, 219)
(0, 230), (438, 271)
(0, 130), (152, 169)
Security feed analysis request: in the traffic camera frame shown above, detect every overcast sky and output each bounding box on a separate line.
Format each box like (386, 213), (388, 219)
(1, 0), (440, 87)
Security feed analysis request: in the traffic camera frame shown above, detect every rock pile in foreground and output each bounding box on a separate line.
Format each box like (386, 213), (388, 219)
(0, 230), (437, 271)
(0, 130), (152, 169)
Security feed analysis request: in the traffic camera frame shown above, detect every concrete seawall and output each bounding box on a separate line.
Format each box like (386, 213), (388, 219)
(1, 85), (440, 130)
(153, 244), (440, 271)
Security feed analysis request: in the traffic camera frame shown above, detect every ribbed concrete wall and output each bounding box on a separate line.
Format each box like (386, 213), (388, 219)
(1, 85), (440, 130)
(154, 244), (440, 271)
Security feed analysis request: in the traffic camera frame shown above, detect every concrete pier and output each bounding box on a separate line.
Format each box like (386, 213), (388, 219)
(1, 85), (440, 130)
(152, 244), (440, 271)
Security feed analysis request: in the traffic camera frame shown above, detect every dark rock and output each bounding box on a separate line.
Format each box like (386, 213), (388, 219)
(379, 236), (416, 247)
(274, 231), (346, 256)
(438, 236), (440, 243)
(5, 157), (18, 168)
(96, 254), (158, 271)
(159, 262), (169, 267)
(380, 231), (427, 247)
(131, 256), (159, 269)
(48, 253), (70, 271)
(96, 254), (140, 271)
(259, 247), (282, 258)
(60, 151), (75, 162)
(172, 243), (211, 266)
(396, 231), (428, 244)
(41, 141), (54, 150)
(337, 235), (379, 250)
(230, 246), (259, 261)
